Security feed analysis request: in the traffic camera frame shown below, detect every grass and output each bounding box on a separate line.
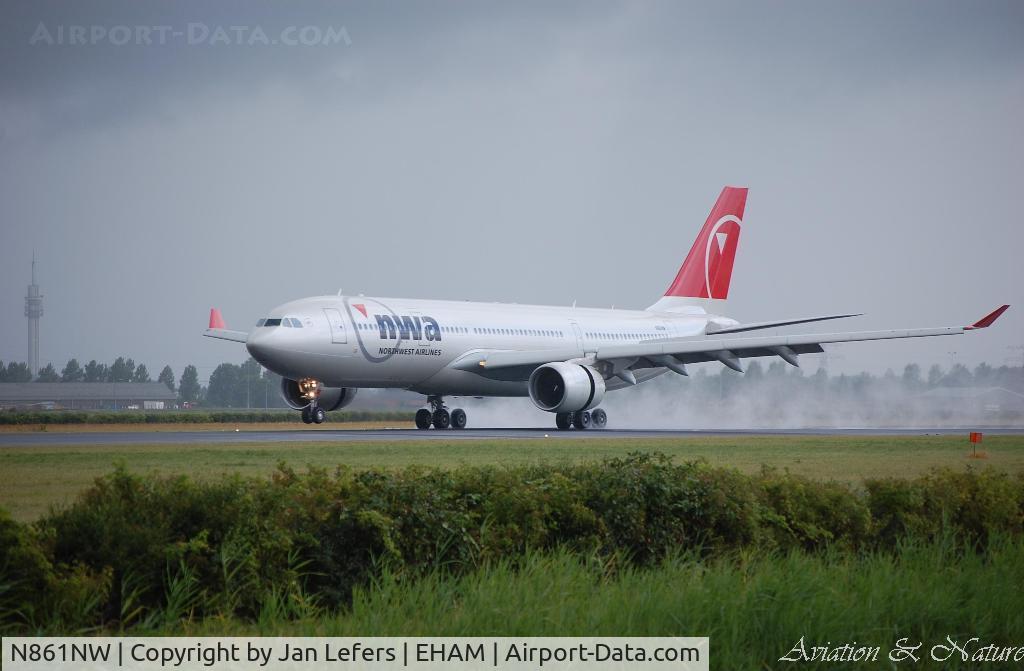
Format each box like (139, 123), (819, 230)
(2, 434), (1023, 522)
(163, 538), (1024, 670)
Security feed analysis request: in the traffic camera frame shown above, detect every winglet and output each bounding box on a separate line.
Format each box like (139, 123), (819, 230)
(209, 308), (227, 330)
(965, 304), (1009, 330)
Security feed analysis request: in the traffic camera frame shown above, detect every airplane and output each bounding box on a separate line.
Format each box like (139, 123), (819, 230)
(204, 187), (1009, 430)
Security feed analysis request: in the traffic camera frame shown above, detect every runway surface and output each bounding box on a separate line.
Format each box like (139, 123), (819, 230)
(1, 427), (1021, 446)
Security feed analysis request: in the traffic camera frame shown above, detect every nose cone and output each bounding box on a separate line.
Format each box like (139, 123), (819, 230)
(246, 329), (278, 367)
(246, 325), (312, 381)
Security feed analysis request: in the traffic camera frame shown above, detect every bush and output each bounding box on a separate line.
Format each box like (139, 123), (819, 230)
(0, 507), (53, 630)
(3, 455), (1022, 633)
(866, 468), (1024, 548)
(757, 467), (871, 551)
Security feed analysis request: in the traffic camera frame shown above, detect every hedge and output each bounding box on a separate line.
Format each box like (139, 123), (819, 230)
(1, 454), (1021, 632)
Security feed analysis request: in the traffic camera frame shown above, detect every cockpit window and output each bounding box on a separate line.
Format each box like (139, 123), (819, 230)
(261, 317), (303, 328)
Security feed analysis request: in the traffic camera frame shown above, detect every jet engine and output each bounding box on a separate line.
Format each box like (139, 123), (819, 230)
(528, 362), (605, 413)
(280, 378), (358, 411)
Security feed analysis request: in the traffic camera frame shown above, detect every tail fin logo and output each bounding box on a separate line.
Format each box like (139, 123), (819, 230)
(704, 215), (742, 299)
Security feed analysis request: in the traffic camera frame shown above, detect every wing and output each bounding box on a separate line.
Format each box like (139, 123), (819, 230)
(453, 305), (1010, 378)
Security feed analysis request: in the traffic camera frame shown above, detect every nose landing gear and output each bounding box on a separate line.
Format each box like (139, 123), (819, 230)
(416, 395), (467, 430)
(555, 407), (608, 430)
(302, 405), (326, 424)
(298, 378), (325, 424)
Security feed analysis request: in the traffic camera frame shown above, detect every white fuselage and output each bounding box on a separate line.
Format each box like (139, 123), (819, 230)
(246, 295), (723, 397)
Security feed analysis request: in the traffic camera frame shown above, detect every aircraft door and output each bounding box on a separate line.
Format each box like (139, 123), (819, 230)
(569, 321), (585, 353)
(323, 308), (348, 344)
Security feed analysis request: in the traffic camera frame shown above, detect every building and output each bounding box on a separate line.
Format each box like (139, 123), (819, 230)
(0, 383), (177, 410)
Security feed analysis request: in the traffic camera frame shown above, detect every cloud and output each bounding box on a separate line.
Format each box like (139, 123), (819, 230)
(0, 1), (1021, 382)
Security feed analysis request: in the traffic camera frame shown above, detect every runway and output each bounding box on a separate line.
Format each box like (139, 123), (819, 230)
(0, 427), (1021, 446)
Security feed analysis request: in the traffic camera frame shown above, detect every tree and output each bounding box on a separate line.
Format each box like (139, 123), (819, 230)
(0, 360), (5, 382)
(927, 364), (943, 388)
(901, 363), (922, 391)
(132, 364), (151, 383)
(35, 363), (60, 382)
(4, 362), (32, 382)
(108, 357), (134, 383)
(83, 360), (107, 383)
(240, 358), (264, 408)
(973, 362), (994, 387)
(206, 363), (242, 407)
(158, 365), (176, 393)
(810, 366), (828, 392)
(61, 358), (84, 382)
(178, 365), (201, 404)
(941, 363), (973, 387)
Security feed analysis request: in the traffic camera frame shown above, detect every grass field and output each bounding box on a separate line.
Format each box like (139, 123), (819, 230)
(177, 540), (1024, 670)
(2, 434), (1023, 521)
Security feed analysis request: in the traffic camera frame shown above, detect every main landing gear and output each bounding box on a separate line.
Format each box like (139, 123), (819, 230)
(416, 395), (468, 430)
(555, 407), (608, 431)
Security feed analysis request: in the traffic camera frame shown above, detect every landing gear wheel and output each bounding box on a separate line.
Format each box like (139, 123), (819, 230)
(450, 408), (467, 429)
(301, 406), (313, 424)
(312, 407), (326, 424)
(573, 410), (591, 430)
(415, 408), (432, 430)
(555, 413), (572, 430)
(591, 408), (607, 429)
(432, 408), (451, 429)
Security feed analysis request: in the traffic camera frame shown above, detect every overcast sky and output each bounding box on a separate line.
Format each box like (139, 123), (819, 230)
(1, 0), (1022, 383)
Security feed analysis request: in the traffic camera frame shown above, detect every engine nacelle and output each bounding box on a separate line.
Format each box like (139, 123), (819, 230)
(280, 378), (358, 411)
(528, 362), (605, 413)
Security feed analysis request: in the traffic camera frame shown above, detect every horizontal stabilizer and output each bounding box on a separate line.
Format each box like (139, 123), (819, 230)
(204, 328), (248, 343)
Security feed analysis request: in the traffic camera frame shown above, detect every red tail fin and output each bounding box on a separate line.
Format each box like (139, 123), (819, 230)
(663, 186), (747, 300)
